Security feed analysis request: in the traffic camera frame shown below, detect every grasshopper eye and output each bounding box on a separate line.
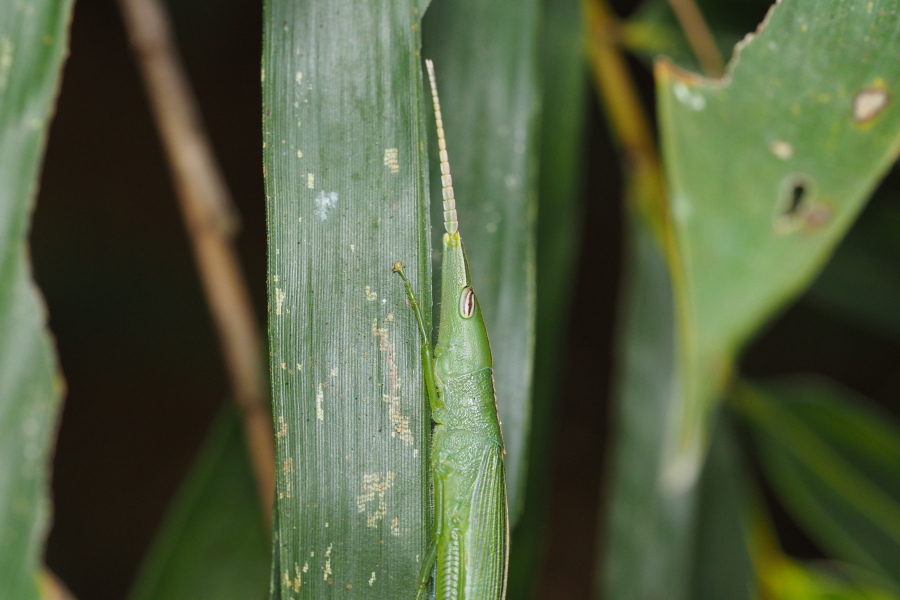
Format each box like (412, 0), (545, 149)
(459, 287), (476, 319)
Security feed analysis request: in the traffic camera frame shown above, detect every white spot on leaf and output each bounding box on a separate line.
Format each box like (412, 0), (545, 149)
(770, 140), (794, 160)
(356, 472), (396, 527)
(854, 87), (890, 123)
(323, 543), (333, 580)
(275, 288), (286, 315)
(314, 191), (338, 221)
(673, 82), (706, 111)
(383, 148), (399, 174)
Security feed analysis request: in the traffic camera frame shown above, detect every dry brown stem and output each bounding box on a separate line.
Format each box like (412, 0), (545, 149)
(116, 0), (274, 522)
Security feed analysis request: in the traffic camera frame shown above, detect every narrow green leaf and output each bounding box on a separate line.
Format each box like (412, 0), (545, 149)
(657, 0), (900, 487)
(600, 215), (697, 600)
(127, 406), (268, 600)
(263, 1), (430, 597)
(422, 0), (540, 524)
(688, 414), (755, 600)
(0, 2), (72, 597)
(736, 378), (900, 584)
(508, 0), (586, 593)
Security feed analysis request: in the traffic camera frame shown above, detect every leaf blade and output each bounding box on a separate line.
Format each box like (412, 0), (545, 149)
(0, 1), (73, 597)
(737, 378), (900, 585)
(262, 1), (431, 596)
(657, 0), (900, 487)
(127, 406), (269, 600)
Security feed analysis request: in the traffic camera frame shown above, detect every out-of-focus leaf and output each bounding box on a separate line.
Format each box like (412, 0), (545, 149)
(507, 0), (585, 594)
(422, 0), (540, 523)
(805, 206), (900, 343)
(656, 0), (900, 488)
(601, 213), (697, 600)
(127, 405), (268, 600)
(263, 0), (430, 597)
(622, 0), (770, 72)
(736, 378), (900, 585)
(762, 558), (900, 600)
(0, 2), (72, 598)
(688, 413), (756, 600)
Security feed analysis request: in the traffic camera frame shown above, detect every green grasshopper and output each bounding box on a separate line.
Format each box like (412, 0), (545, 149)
(392, 59), (509, 600)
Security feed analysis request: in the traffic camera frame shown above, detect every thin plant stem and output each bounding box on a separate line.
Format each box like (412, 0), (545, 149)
(583, 0), (665, 227)
(116, 0), (274, 522)
(667, 0), (725, 77)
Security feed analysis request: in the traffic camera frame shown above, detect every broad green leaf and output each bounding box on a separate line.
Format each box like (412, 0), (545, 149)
(0, 2), (72, 598)
(127, 406), (268, 600)
(263, 1), (430, 597)
(422, 0), (540, 522)
(736, 378), (900, 585)
(657, 0), (900, 488)
(507, 0), (586, 594)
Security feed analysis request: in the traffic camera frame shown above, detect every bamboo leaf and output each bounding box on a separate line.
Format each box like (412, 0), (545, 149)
(422, 0), (540, 524)
(656, 0), (900, 488)
(508, 0), (586, 593)
(601, 214), (697, 600)
(263, 1), (431, 597)
(736, 378), (900, 585)
(127, 406), (268, 600)
(0, 2), (72, 597)
(688, 414), (756, 600)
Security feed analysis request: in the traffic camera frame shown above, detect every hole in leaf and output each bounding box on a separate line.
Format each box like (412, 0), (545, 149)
(785, 182), (807, 217)
(774, 174), (816, 233)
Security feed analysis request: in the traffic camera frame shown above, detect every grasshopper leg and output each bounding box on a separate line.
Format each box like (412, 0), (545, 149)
(393, 262), (441, 411)
(414, 473), (444, 600)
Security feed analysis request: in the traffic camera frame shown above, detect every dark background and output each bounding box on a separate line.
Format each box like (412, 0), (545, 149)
(34, 1), (899, 599)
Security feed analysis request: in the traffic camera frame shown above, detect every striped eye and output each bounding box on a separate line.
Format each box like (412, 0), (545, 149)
(459, 287), (476, 319)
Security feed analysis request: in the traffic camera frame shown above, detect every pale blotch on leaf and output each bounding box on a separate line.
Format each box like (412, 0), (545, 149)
(770, 140), (794, 160)
(314, 190), (338, 221)
(383, 148), (399, 174)
(673, 81), (706, 111)
(853, 87), (890, 123)
(275, 287), (286, 315)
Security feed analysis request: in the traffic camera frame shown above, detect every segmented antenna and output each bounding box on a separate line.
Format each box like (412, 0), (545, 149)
(425, 59), (458, 235)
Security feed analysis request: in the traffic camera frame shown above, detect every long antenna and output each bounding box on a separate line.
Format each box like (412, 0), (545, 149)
(425, 59), (458, 235)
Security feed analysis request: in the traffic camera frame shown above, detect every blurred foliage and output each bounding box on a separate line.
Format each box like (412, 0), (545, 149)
(127, 406), (268, 600)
